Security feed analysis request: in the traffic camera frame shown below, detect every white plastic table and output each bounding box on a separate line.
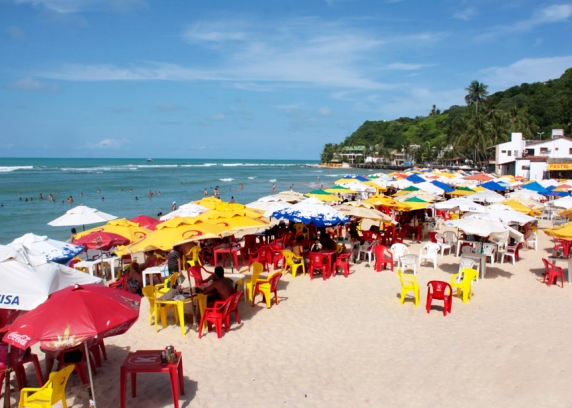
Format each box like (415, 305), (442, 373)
(142, 265), (169, 286)
(74, 259), (102, 277)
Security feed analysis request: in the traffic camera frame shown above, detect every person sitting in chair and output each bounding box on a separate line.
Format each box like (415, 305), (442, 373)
(196, 266), (235, 307)
(127, 262), (143, 296)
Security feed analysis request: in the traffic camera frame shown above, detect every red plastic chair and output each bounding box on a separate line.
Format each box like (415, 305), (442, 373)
(361, 230), (375, 242)
(248, 246), (271, 271)
(429, 231), (438, 244)
(108, 274), (128, 291)
(392, 229), (408, 245)
(268, 241), (285, 270)
(187, 264), (213, 287)
(307, 253), (331, 280)
(426, 281), (453, 316)
(198, 296), (233, 338)
(332, 252), (351, 277)
(89, 338), (107, 368)
(0, 353), (44, 395)
(57, 345), (96, 384)
(225, 291), (243, 330)
(542, 258), (565, 288)
(373, 245), (394, 272)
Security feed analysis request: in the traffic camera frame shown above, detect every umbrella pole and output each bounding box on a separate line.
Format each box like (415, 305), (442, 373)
(3, 344), (12, 408)
(84, 341), (97, 408)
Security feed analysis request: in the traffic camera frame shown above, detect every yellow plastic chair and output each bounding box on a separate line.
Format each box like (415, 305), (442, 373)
(19, 364), (75, 408)
(242, 262), (264, 301)
(142, 286), (177, 329)
(336, 243), (345, 255)
(397, 269), (419, 307)
(154, 272), (179, 295)
(450, 267), (478, 303)
(252, 271), (282, 309)
(293, 223), (309, 239)
(282, 250), (305, 278)
(185, 245), (203, 267)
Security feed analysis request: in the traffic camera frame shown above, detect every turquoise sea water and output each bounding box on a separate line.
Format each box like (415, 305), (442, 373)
(0, 158), (382, 244)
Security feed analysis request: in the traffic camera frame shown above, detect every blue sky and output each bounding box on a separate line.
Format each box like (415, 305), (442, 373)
(1, 0), (571, 160)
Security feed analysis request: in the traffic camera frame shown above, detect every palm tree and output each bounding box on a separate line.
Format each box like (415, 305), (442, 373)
(465, 81), (489, 114)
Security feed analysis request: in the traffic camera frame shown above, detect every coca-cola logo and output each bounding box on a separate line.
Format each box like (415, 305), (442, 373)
(7, 332), (31, 346)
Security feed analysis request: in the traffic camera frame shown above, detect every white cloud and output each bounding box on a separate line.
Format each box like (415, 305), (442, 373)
(385, 62), (425, 70)
(3, 77), (60, 93)
(453, 7), (477, 21)
(13, 0), (148, 13)
(87, 138), (130, 149)
(480, 56), (572, 89)
(317, 106), (331, 116)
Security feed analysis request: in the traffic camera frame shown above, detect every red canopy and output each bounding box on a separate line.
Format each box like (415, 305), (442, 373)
(73, 231), (130, 250)
(130, 214), (160, 231)
(2, 284), (140, 351)
(463, 173), (492, 181)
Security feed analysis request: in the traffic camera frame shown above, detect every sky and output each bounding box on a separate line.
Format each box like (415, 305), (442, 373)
(1, 0), (572, 160)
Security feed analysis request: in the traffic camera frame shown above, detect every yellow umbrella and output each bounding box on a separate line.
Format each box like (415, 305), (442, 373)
(193, 197), (223, 209)
(304, 193), (340, 202)
(363, 181), (387, 192)
(197, 211), (269, 232)
(324, 186), (357, 194)
(74, 218), (150, 242)
(214, 203), (264, 218)
(543, 223), (572, 239)
(558, 208), (572, 220)
(449, 189), (476, 196)
(336, 205), (392, 222)
(364, 195), (411, 211)
(501, 199), (542, 216)
(344, 201), (376, 209)
(335, 178), (354, 184)
(119, 217), (229, 254)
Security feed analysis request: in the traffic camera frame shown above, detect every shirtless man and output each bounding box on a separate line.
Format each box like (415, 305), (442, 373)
(197, 266), (235, 307)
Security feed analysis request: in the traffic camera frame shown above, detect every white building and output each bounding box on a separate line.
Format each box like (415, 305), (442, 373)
(493, 130), (572, 180)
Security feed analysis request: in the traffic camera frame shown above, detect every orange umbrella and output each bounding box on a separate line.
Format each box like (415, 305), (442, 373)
(463, 173), (492, 181)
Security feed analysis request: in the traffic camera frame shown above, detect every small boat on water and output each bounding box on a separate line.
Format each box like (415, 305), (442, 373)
(146, 158), (153, 162)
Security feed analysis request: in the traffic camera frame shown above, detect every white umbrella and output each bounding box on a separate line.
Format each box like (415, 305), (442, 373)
(47, 205), (117, 229)
(444, 218), (523, 242)
(8, 233), (85, 264)
(548, 196), (572, 209)
(271, 196), (349, 227)
(466, 190), (505, 204)
(464, 209), (535, 226)
(0, 245), (102, 311)
(160, 203), (209, 221)
(415, 181), (444, 195)
(246, 200), (293, 218)
(433, 198), (487, 212)
(336, 204), (392, 222)
(505, 189), (545, 202)
(343, 182), (376, 193)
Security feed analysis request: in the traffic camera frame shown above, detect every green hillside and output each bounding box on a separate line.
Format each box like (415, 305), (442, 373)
(321, 68), (572, 168)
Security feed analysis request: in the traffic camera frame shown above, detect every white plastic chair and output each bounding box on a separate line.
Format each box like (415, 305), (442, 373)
(419, 243), (440, 269)
(359, 239), (379, 267)
(400, 254), (418, 275)
(443, 231), (457, 248)
(461, 246), (476, 255)
(436, 233), (452, 256)
(390, 243), (409, 267)
(526, 232), (537, 251)
(482, 243), (496, 265)
(458, 258), (479, 279)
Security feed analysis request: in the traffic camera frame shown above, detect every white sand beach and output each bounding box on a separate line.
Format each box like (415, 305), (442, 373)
(7, 220), (572, 407)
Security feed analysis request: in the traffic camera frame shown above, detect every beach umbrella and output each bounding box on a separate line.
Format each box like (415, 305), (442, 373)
(47, 205), (117, 230)
(466, 190), (505, 204)
(406, 173), (426, 183)
(498, 200), (542, 216)
(130, 214), (160, 230)
(522, 181), (550, 195)
(415, 181), (445, 195)
(2, 283), (140, 408)
(193, 197), (223, 210)
(7, 233), (85, 264)
(463, 173), (493, 182)
(364, 195), (411, 211)
(73, 231), (130, 251)
(433, 198), (487, 212)
(558, 208), (572, 220)
(431, 180), (454, 193)
(273, 191), (306, 203)
(343, 201), (376, 209)
(548, 196), (572, 209)
(324, 185), (358, 194)
(74, 218), (151, 243)
(342, 182), (376, 193)
(245, 200), (293, 218)
(464, 209), (536, 226)
(336, 204), (392, 222)
(304, 190), (341, 202)
(444, 217), (523, 242)
(271, 196), (349, 228)
(121, 217), (230, 253)
(543, 222), (572, 240)
(197, 210), (269, 232)
(505, 189), (545, 202)
(449, 188), (476, 197)
(160, 203), (209, 221)
(480, 180), (507, 191)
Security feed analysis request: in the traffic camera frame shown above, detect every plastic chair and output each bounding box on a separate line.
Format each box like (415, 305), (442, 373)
(248, 246), (271, 271)
(198, 296), (233, 338)
(154, 272), (179, 295)
(390, 243), (409, 268)
(542, 258), (565, 288)
(307, 252), (331, 280)
(526, 232), (538, 251)
(56, 346), (96, 385)
(358, 239), (379, 267)
(426, 281), (452, 316)
(461, 246), (476, 255)
(399, 254), (418, 275)
(187, 264), (213, 287)
(332, 252), (352, 277)
(225, 291), (244, 330)
(185, 245), (203, 267)
(0, 353), (44, 397)
(282, 250), (305, 278)
(392, 229), (408, 245)
(108, 273), (128, 291)
(242, 262), (264, 300)
(450, 268), (478, 303)
(142, 285), (177, 329)
(252, 271), (282, 308)
(444, 231), (457, 247)
(397, 269), (419, 307)
(268, 240), (285, 270)
(500, 242), (523, 265)
(19, 365), (75, 408)
(435, 233), (452, 256)
(482, 243), (496, 265)
(419, 243), (440, 269)
(361, 230), (376, 242)
(458, 258), (479, 279)
(373, 245), (394, 272)
(89, 338), (107, 368)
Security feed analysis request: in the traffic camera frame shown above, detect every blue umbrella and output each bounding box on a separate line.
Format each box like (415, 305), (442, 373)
(431, 180), (454, 193)
(480, 181), (506, 191)
(406, 173), (425, 183)
(271, 197), (349, 228)
(522, 181), (550, 195)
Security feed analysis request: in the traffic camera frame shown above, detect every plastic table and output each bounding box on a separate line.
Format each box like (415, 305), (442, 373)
(120, 350), (184, 408)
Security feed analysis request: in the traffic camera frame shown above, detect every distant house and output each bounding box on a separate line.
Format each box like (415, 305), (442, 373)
(491, 129), (572, 179)
(335, 146), (366, 163)
(390, 149), (405, 166)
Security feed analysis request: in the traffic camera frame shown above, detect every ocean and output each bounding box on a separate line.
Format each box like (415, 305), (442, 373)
(0, 158), (383, 244)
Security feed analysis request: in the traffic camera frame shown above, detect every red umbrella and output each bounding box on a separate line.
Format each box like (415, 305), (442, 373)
(3, 284), (140, 407)
(130, 214), (160, 231)
(73, 231), (130, 251)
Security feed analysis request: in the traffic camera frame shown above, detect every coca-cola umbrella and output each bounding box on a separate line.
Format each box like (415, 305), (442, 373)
(3, 284), (140, 408)
(130, 214), (160, 231)
(73, 231), (130, 251)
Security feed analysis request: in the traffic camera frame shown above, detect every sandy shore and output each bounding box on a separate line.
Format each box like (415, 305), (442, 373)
(7, 220), (572, 407)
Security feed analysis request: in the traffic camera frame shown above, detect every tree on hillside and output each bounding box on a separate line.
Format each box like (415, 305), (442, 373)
(465, 81), (489, 113)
